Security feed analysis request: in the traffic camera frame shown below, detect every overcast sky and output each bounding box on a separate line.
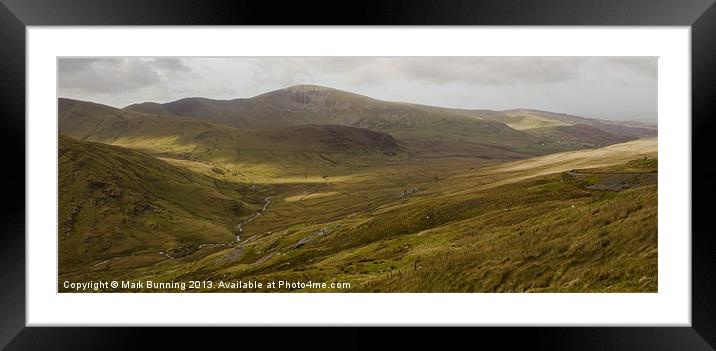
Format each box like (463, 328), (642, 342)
(58, 57), (657, 122)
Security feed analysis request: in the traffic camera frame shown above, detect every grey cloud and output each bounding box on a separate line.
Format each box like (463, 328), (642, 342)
(605, 57), (658, 79)
(385, 57), (581, 85)
(246, 57), (583, 86)
(57, 58), (106, 74)
(59, 58), (162, 94)
(149, 58), (192, 72)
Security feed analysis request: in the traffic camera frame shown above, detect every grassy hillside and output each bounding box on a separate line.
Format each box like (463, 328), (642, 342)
(58, 135), (263, 273)
(353, 178), (657, 292)
(221, 158), (656, 293)
(59, 138), (658, 292)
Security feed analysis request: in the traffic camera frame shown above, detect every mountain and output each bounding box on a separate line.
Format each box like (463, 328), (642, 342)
(59, 98), (403, 173)
(124, 85), (538, 155)
(58, 135), (260, 272)
(127, 84), (489, 129)
(123, 84), (655, 156)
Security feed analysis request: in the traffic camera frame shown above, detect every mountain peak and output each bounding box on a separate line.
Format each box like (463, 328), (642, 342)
(265, 84), (367, 98)
(283, 84), (336, 92)
(253, 84), (375, 106)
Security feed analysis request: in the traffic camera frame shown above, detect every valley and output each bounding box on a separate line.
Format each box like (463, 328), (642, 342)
(58, 85), (658, 292)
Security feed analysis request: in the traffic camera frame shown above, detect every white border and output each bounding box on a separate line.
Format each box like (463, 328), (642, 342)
(27, 27), (691, 326)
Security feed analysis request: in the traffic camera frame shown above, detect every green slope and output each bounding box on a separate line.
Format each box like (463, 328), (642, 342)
(214, 160), (658, 292)
(69, 158), (656, 292)
(58, 135), (261, 272)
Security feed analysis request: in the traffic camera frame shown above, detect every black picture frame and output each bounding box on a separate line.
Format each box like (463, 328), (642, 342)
(1, 0), (715, 349)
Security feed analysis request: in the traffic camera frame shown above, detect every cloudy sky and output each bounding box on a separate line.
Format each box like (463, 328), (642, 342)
(58, 57), (657, 122)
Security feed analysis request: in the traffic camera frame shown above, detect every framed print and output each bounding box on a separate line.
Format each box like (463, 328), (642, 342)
(2, 0), (716, 349)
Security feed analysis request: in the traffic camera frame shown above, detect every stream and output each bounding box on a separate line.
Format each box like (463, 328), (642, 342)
(234, 196), (273, 242)
(90, 195), (275, 268)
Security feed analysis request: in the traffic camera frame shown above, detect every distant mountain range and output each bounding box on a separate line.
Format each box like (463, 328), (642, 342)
(62, 84), (655, 163)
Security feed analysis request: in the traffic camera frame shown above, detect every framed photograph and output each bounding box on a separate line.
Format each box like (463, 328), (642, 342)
(2, 0), (715, 349)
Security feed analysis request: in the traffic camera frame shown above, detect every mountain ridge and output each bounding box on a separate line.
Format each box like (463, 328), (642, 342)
(61, 84), (655, 167)
(122, 84), (655, 129)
